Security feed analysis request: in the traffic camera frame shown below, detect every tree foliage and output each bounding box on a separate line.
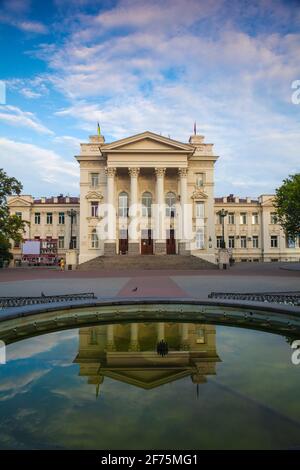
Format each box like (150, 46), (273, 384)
(274, 174), (300, 238)
(0, 169), (27, 261)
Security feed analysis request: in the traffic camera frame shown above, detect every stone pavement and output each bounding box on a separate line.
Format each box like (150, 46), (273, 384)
(0, 263), (299, 303)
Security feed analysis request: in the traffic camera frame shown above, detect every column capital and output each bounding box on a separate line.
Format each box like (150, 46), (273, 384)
(178, 167), (188, 178)
(105, 167), (116, 177)
(155, 167), (166, 177)
(128, 167), (140, 177)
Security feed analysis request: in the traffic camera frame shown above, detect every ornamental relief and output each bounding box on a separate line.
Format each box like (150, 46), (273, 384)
(191, 188), (208, 200)
(85, 191), (104, 201)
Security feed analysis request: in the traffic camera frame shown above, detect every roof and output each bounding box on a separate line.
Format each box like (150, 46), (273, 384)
(215, 194), (259, 204)
(33, 196), (79, 205)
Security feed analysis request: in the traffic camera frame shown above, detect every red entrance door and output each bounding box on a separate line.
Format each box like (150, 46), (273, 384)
(119, 230), (128, 254)
(166, 229), (176, 254)
(141, 230), (153, 255)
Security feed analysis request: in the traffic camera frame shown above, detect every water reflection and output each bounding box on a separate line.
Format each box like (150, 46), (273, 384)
(1, 320), (300, 449)
(74, 323), (221, 395)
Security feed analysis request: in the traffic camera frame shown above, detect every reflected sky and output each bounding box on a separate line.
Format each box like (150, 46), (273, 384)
(0, 322), (299, 450)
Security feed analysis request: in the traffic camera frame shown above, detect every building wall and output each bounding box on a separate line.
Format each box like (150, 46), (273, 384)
(7, 132), (300, 265)
(7, 195), (80, 264)
(75, 131), (218, 264)
(215, 195), (300, 262)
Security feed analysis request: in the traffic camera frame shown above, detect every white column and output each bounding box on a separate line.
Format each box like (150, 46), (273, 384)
(128, 168), (140, 250)
(129, 323), (140, 351)
(106, 324), (116, 351)
(178, 167), (190, 253)
(180, 323), (189, 350)
(157, 322), (165, 341)
(154, 168), (166, 252)
(105, 167), (116, 254)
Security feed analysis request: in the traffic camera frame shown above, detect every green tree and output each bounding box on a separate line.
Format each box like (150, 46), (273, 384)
(0, 169), (27, 263)
(274, 174), (300, 239)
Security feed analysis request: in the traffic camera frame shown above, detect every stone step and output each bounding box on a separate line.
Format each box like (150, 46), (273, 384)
(78, 255), (217, 271)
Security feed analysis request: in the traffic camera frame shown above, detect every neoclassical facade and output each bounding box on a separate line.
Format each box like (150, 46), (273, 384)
(74, 322), (220, 394)
(77, 131), (217, 264)
(7, 130), (300, 265)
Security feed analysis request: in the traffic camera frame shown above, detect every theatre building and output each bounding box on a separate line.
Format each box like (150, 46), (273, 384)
(76, 131), (217, 264)
(7, 130), (300, 265)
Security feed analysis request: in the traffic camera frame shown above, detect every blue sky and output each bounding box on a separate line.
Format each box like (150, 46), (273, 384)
(0, 0), (299, 197)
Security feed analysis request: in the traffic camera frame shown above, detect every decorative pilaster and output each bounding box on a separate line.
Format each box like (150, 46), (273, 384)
(154, 168), (166, 255)
(178, 167), (190, 255)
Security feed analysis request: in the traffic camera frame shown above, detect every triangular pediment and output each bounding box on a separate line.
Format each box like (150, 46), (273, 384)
(102, 131), (194, 153)
(7, 196), (32, 207)
(103, 368), (191, 389)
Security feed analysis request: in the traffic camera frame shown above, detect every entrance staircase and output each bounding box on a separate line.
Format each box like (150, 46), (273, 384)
(77, 255), (217, 271)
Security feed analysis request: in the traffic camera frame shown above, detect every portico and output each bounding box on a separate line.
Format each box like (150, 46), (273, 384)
(75, 131), (218, 264)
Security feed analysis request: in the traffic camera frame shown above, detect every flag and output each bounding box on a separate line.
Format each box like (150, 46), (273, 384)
(97, 122), (101, 135)
(194, 121), (197, 135)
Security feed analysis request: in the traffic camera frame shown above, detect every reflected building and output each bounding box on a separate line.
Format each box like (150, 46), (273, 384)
(73, 322), (221, 395)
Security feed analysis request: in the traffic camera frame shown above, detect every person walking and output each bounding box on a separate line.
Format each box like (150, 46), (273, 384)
(59, 258), (65, 271)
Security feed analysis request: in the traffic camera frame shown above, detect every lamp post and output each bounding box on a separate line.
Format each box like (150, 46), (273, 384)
(67, 209), (77, 249)
(217, 209), (228, 248)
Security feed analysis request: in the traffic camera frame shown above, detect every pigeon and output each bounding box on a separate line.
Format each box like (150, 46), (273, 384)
(41, 291), (46, 297)
(132, 287), (138, 292)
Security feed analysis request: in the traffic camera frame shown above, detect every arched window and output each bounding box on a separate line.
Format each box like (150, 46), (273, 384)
(141, 192), (152, 217)
(118, 192), (129, 217)
(91, 229), (99, 249)
(165, 192), (176, 217)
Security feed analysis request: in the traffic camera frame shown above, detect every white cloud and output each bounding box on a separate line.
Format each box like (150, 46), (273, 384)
(0, 137), (79, 194)
(19, 88), (42, 99)
(5, 0), (300, 195)
(0, 105), (53, 134)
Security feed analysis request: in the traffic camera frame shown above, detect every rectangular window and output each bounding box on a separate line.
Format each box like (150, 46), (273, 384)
(195, 173), (204, 187)
(70, 236), (77, 249)
(196, 202), (204, 218)
(271, 235), (278, 248)
(217, 214), (223, 224)
(228, 213), (235, 224)
(70, 212), (77, 225)
(34, 212), (41, 224)
(91, 173), (99, 188)
(91, 230), (99, 248)
(228, 236), (235, 249)
(58, 212), (65, 224)
(216, 236), (223, 248)
(14, 240), (20, 248)
(252, 236), (259, 248)
(58, 236), (64, 249)
(15, 211), (22, 219)
(196, 228), (204, 249)
(46, 212), (53, 224)
(252, 213), (259, 225)
(91, 201), (99, 217)
(240, 213), (247, 225)
(241, 236), (247, 248)
(270, 212), (277, 224)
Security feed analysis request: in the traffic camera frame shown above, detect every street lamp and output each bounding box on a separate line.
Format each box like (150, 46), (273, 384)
(217, 208), (228, 248)
(67, 209), (77, 249)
